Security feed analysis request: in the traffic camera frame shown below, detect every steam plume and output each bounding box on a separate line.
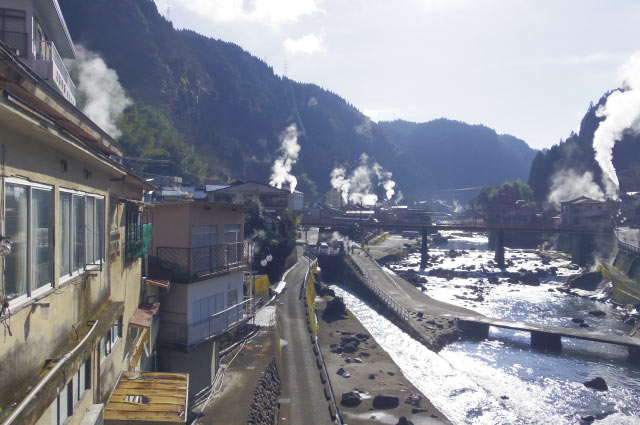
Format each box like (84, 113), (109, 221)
(547, 169), (605, 207)
(270, 124), (300, 192)
(593, 51), (640, 198)
(66, 45), (132, 138)
(330, 153), (396, 206)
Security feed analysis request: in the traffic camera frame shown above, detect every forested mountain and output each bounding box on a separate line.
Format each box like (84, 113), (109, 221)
(380, 119), (537, 198)
(528, 92), (640, 203)
(60, 0), (536, 199)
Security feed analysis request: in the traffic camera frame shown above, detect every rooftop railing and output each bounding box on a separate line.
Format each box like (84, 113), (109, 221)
(154, 241), (251, 283)
(32, 39), (76, 102)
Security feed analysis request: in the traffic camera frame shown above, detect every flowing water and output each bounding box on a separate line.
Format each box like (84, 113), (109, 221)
(329, 232), (640, 424)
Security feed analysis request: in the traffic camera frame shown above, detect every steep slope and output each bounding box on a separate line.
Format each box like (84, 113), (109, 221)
(380, 119), (537, 198)
(59, 0), (396, 191)
(528, 92), (640, 203)
(60, 0), (536, 199)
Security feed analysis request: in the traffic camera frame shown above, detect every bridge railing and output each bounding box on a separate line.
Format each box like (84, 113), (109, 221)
(348, 255), (411, 323)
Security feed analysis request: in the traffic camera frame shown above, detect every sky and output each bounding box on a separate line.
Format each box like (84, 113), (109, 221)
(153, 0), (640, 150)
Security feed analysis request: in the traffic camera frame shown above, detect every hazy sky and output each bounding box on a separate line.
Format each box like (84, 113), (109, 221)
(154, 0), (640, 149)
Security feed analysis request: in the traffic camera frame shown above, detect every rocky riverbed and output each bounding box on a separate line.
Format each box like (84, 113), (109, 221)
(315, 283), (451, 425)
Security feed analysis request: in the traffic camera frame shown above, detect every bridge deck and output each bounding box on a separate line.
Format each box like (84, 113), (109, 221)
(454, 315), (640, 348)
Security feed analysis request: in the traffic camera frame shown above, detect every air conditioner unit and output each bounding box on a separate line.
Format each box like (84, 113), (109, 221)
(79, 404), (104, 425)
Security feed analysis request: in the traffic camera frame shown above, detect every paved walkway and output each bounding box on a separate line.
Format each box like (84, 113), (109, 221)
(349, 248), (478, 318)
(276, 252), (333, 425)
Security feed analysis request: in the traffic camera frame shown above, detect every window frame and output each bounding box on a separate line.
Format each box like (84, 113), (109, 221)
(4, 177), (54, 305)
(59, 188), (105, 283)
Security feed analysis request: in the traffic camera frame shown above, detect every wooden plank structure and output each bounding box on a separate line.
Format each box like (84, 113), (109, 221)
(104, 372), (189, 425)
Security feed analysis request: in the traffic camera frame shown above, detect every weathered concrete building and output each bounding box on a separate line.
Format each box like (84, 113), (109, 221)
(149, 201), (252, 395)
(0, 4), (188, 425)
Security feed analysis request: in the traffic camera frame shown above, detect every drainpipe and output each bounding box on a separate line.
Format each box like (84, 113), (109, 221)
(2, 320), (99, 425)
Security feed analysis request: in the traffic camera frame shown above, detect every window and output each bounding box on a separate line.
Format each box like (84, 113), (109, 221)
(227, 289), (238, 307)
(100, 316), (122, 361)
(0, 9), (26, 57)
(4, 180), (52, 302)
(125, 202), (150, 261)
(60, 191), (105, 278)
(224, 224), (241, 264)
(50, 357), (90, 425)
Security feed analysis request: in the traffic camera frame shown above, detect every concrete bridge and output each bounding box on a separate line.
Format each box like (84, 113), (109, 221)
(302, 216), (602, 268)
(453, 315), (640, 362)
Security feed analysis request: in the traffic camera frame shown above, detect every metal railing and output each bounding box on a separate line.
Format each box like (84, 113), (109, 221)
(615, 229), (640, 255)
(155, 242), (251, 282)
(301, 259), (343, 425)
(160, 299), (253, 347)
(0, 30), (27, 57)
(32, 39), (77, 99)
(348, 255), (411, 322)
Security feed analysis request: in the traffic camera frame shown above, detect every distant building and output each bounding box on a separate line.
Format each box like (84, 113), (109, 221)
(0, 0), (76, 104)
(149, 201), (252, 395)
(560, 196), (611, 228)
(208, 180), (304, 213)
(324, 189), (344, 208)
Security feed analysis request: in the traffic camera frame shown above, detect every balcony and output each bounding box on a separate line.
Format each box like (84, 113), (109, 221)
(153, 242), (251, 283)
(159, 299), (254, 348)
(29, 40), (76, 105)
(0, 30), (27, 57)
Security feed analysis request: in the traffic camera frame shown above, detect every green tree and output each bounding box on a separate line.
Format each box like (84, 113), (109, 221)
(244, 196), (266, 237)
(117, 104), (207, 185)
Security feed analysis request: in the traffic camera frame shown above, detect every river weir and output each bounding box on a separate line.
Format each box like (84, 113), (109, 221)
(329, 232), (640, 424)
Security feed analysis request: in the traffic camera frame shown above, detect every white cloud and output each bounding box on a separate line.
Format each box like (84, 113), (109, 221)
(284, 33), (326, 55)
(161, 0), (321, 27)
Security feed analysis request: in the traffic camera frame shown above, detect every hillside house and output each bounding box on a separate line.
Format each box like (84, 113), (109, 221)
(560, 196), (612, 228)
(149, 201), (253, 395)
(208, 180), (304, 213)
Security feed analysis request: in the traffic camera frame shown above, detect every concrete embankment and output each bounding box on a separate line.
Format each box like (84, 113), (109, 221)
(606, 249), (640, 305)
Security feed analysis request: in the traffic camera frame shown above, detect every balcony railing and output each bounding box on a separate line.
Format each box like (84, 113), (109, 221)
(32, 39), (76, 103)
(159, 299), (253, 347)
(154, 242), (251, 282)
(0, 30), (27, 57)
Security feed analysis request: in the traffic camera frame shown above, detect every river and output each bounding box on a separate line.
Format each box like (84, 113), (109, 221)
(329, 232), (640, 424)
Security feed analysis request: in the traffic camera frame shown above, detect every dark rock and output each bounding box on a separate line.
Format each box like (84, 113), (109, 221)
(322, 297), (347, 322)
(336, 368), (350, 378)
(360, 352), (370, 357)
(356, 333), (370, 340)
(571, 318), (585, 324)
(583, 377), (608, 391)
(368, 373), (376, 380)
(372, 394), (400, 409)
(588, 310), (606, 317)
(412, 408), (428, 413)
(580, 415), (595, 424)
(579, 323), (590, 328)
(396, 417), (415, 425)
(342, 343), (359, 354)
(404, 393), (422, 406)
(340, 391), (361, 407)
(386, 371), (395, 376)
(567, 271), (603, 291)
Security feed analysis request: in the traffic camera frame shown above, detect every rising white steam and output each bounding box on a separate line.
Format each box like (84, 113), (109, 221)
(66, 45), (132, 138)
(269, 124), (300, 193)
(547, 169), (605, 207)
(330, 153), (396, 206)
(593, 51), (640, 199)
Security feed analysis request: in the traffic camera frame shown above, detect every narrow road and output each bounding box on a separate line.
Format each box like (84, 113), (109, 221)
(277, 251), (332, 425)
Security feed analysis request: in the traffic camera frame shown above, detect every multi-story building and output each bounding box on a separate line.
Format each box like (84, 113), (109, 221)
(149, 201), (252, 395)
(0, 0), (76, 104)
(560, 196), (612, 228)
(208, 180), (304, 213)
(0, 4), (189, 425)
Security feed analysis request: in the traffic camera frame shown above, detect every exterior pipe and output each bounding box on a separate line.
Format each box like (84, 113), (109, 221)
(2, 320), (99, 425)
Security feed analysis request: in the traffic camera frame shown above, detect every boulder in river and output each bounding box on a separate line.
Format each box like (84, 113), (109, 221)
(396, 417), (415, 425)
(588, 310), (606, 317)
(340, 391), (361, 407)
(567, 271), (603, 291)
(583, 377), (608, 391)
(372, 394), (400, 409)
(571, 318), (585, 324)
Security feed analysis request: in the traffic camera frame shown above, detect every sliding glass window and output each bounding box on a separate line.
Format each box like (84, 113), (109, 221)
(59, 192), (71, 277)
(3, 180), (52, 302)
